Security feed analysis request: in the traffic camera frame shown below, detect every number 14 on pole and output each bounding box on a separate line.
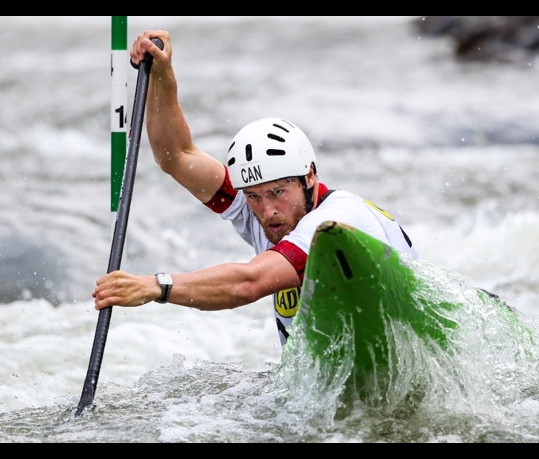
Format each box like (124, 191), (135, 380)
(111, 16), (128, 215)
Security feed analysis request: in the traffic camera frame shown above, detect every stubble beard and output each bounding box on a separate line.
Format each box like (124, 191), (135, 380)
(258, 207), (307, 245)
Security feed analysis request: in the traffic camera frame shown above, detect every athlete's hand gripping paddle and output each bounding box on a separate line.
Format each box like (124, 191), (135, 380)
(75, 38), (164, 417)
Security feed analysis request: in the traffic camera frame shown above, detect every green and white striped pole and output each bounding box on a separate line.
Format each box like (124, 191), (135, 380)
(110, 16), (128, 216)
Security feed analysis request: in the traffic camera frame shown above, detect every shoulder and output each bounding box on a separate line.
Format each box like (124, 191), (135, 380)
(317, 188), (363, 208)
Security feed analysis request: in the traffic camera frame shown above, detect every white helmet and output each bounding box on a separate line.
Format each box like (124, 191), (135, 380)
(226, 118), (317, 189)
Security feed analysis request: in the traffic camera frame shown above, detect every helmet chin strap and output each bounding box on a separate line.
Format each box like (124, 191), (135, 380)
(299, 176), (315, 213)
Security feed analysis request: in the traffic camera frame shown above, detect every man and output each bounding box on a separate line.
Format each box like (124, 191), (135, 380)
(93, 29), (418, 347)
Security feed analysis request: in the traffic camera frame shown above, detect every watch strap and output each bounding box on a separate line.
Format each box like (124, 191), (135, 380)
(155, 273), (173, 304)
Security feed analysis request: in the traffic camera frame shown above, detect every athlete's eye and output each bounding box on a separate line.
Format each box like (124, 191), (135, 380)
(246, 194), (261, 202)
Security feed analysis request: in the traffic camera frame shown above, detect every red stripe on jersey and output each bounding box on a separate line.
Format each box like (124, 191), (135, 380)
(270, 240), (308, 282)
(203, 166), (238, 214)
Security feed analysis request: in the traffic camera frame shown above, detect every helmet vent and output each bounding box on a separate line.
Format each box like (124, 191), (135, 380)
(268, 133), (285, 142)
(272, 122), (291, 133)
(227, 140), (236, 166)
(246, 144), (253, 161)
(267, 149), (286, 156)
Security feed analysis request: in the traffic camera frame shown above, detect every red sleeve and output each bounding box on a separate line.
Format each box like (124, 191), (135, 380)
(269, 240), (308, 282)
(203, 166), (238, 214)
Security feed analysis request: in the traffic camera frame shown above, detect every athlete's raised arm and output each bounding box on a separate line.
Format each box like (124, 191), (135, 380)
(130, 29), (225, 204)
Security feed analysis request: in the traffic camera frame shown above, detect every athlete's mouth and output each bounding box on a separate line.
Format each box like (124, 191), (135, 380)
(268, 223), (285, 233)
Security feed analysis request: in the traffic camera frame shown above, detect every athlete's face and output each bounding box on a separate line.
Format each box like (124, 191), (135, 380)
(243, 177), (307, 244)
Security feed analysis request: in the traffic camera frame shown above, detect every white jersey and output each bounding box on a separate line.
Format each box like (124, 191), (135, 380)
(217, 182), (418, 347)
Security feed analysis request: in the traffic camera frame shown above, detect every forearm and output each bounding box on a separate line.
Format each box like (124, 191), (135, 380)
(168, 263), (264, 311)
(93, 264), (266, 311)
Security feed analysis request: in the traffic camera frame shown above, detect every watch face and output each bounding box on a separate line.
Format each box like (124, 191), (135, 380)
(157, 273), (173, 286)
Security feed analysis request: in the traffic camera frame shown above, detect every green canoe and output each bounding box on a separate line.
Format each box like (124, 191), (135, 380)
(281, 221), (539, 404)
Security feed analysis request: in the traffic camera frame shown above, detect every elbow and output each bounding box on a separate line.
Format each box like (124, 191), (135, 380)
(154, 152), (176, 175)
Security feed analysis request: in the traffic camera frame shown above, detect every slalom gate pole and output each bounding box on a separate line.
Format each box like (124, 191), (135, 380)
(110, 16), (128, 216)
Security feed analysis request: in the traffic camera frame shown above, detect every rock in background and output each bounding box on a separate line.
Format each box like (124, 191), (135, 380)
(414, 16), (539, 63)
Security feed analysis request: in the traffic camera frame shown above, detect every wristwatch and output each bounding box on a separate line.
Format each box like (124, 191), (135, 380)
(155, 273), (173, 304)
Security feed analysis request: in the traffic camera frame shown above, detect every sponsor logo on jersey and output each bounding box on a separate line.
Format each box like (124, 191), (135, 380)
(274, 287), (301, 318)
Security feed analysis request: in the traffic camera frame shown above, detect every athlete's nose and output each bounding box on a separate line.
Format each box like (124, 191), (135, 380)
(261, 199), (278, 218)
